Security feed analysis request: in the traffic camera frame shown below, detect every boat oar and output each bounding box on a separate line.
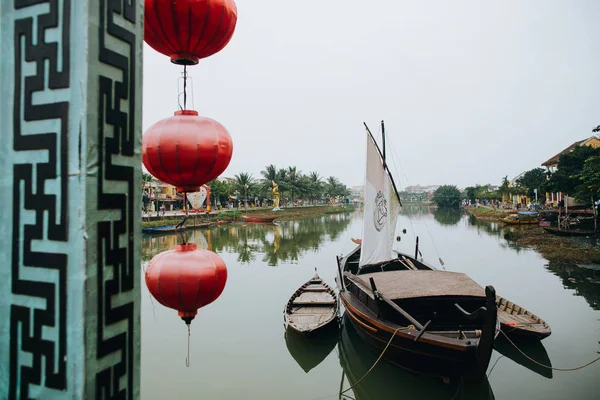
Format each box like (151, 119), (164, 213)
(369, 278), (423, 330)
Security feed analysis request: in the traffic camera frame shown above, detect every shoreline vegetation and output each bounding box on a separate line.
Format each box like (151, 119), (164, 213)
(466, 206), (600, 264)
(141, 204), (355, 229)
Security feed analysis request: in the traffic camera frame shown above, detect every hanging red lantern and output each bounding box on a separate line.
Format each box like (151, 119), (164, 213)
(144, 0), (238, 65)
(142, 110), (233, 193)
(145, 243), (228, 325)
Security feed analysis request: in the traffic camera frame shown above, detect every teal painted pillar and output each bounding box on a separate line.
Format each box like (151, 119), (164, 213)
(0, 1), (143, 399)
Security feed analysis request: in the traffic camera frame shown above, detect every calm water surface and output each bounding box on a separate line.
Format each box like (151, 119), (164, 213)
(141, 208), (600, 400)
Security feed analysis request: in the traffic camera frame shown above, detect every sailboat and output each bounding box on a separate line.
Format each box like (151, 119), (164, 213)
(335, 121), (499, 383)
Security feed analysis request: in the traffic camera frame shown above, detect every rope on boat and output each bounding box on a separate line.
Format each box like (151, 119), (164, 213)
(500, 330), (600, 371)
(339, 326), (404, 396)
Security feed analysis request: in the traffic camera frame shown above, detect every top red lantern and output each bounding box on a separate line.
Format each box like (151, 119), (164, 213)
(144, 0), (238, 65)
(142, 110), (233, 193)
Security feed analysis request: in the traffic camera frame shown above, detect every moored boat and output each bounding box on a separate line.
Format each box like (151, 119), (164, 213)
(336, 121), (499, 383)
(242, 215), (279, 223)
(543, 227), (598, 237)
(284, 272), (338, 335)
(496, 296), (551, 340)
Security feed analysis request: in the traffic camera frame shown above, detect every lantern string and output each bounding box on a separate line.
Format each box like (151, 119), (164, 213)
(186, 325), (191, 367)
(183, 65), (188, 110)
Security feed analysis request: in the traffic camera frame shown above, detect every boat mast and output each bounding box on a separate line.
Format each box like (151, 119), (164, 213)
(363, 122), (403, 207)
(381, 120), (386, 163)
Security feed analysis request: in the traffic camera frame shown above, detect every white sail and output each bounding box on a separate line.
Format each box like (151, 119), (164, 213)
(358, 133), (401, 267)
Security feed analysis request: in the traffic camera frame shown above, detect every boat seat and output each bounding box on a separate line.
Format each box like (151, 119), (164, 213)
(292, 300), (336, 306)
(303, 287), (328, 292)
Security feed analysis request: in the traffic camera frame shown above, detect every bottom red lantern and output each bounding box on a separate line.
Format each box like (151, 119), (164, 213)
(145, 243), (228, 325)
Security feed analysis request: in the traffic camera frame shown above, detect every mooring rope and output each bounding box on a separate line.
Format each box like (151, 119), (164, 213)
(338, 326), (404, 396)
(499, 330), (600, 371)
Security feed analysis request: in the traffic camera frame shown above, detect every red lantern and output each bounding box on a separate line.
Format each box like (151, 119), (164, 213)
(142, 110), (233, 193)
(144, 0), (238, 65)
(145, 243), (228, 325)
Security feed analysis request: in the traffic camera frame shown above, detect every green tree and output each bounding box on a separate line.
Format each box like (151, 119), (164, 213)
(516, 168), (546, 200)
(432, 185), (461, 208)
(576, 155), (600, 202)
(234, 173), (255, 208)
(546, 145), (600, 196)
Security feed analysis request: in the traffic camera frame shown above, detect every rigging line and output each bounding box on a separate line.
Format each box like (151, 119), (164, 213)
(499, 330), (600, 371)
(424, 222), (445, 268)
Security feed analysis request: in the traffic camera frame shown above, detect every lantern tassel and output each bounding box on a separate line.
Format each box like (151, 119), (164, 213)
(186, 324), (191, 368)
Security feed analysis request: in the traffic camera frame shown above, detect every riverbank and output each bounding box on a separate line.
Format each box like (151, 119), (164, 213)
(466, 207), (600, 263)
(465, 206), (510, 221)
(141, 205), (355, 229)
(503, 226), (600, 264)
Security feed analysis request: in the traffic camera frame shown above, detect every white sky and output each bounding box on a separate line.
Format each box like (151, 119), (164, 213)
(142, 0), (600, 189)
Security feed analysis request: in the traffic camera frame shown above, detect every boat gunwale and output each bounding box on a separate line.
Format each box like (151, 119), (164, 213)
(285, 274), (338, 334)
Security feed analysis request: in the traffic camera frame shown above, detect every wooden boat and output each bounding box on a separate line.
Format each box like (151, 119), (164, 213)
(496, 296), (551, 340)
(336, 121), (499, 383)
(284, 272), (338, 335)
(284, 323), (338, 373)
(499, 216), (538, 225)
(141, 222), (213, 234)
(242, 215), (278, 223)
(337, 314), (496, 399)
(543, 227), (598, 237)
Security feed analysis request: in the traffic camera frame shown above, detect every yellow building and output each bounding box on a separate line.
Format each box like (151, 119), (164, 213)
(541, 135), (600, 205)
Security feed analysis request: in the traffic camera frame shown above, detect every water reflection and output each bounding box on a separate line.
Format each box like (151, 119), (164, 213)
(493, 336), (553, 379)
(141, 213), (353, 266)
(284, 325), (339, 373)
(546, 261), (600, 311)
(433, 208), (463, 226)
(337, 315), (495, 400)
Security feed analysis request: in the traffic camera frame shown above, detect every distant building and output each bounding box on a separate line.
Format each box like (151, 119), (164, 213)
(217, 176), (236, 184)
(404, 185), (440, 194)
(349, 185), (364, 199)
(541, 135), (600, 205)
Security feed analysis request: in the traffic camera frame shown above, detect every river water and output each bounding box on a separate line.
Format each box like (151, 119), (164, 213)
(140, 208), (600, 400)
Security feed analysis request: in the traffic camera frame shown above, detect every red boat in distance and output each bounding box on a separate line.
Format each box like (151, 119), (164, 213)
(242, 215), (279, 223)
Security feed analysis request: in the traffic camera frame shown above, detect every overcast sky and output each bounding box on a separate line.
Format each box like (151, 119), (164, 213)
(142, 0), (600, 189)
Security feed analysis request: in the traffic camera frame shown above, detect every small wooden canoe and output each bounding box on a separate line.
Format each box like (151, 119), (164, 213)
(285, 273), (338, 335)
(543, 227), (598, 237)
(242, 215), (278, 223)
(496, 295), (551, 340)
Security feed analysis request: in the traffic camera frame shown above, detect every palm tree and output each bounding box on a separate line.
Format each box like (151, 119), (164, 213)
(308, 171), (323, 204)
(234, 172), (255, 208)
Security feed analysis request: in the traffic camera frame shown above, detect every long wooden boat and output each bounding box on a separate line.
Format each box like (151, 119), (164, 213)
(337, 314), (496, 399)
(141, 222), (213, 234)
(496, 296), (551, 340)
(337, 245), (499, 382)
(284, 272), (338, 335)
(499, 217), (538, 225)
(242, 215), (279, 223)
(543, 227), (598, 237)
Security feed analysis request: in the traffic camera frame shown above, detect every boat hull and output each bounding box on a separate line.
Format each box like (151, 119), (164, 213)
(242, 215), (278, 223)
(499, 218), (538, 225)
(340, 292), (483, 381)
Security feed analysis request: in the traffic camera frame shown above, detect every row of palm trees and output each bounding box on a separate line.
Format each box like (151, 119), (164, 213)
(209, 164), (351, 208)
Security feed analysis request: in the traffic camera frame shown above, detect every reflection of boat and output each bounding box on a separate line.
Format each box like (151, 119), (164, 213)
(493, 335), (553, 379)
(285, 272), (338, 335)
(242, 215), (278, 223)
(337, 315), (496, 400)
(284, 324), (338, 373)
(496, 296), (551, 340)
(543, 227), (598, 237)
(141, 222), (213, 234)
(337, 121), (498, 382)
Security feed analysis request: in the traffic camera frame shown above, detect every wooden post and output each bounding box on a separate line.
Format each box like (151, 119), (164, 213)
(415, 236), (420, 260)
(0, 1), (143, 398)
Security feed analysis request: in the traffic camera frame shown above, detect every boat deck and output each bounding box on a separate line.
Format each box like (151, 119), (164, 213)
(352, 270), (486, 300)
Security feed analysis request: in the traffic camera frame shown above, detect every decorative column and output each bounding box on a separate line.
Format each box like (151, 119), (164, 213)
(0, 1), (143, 399)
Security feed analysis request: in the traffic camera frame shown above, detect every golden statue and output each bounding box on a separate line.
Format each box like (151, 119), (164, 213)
(271, 180), (281, 210)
